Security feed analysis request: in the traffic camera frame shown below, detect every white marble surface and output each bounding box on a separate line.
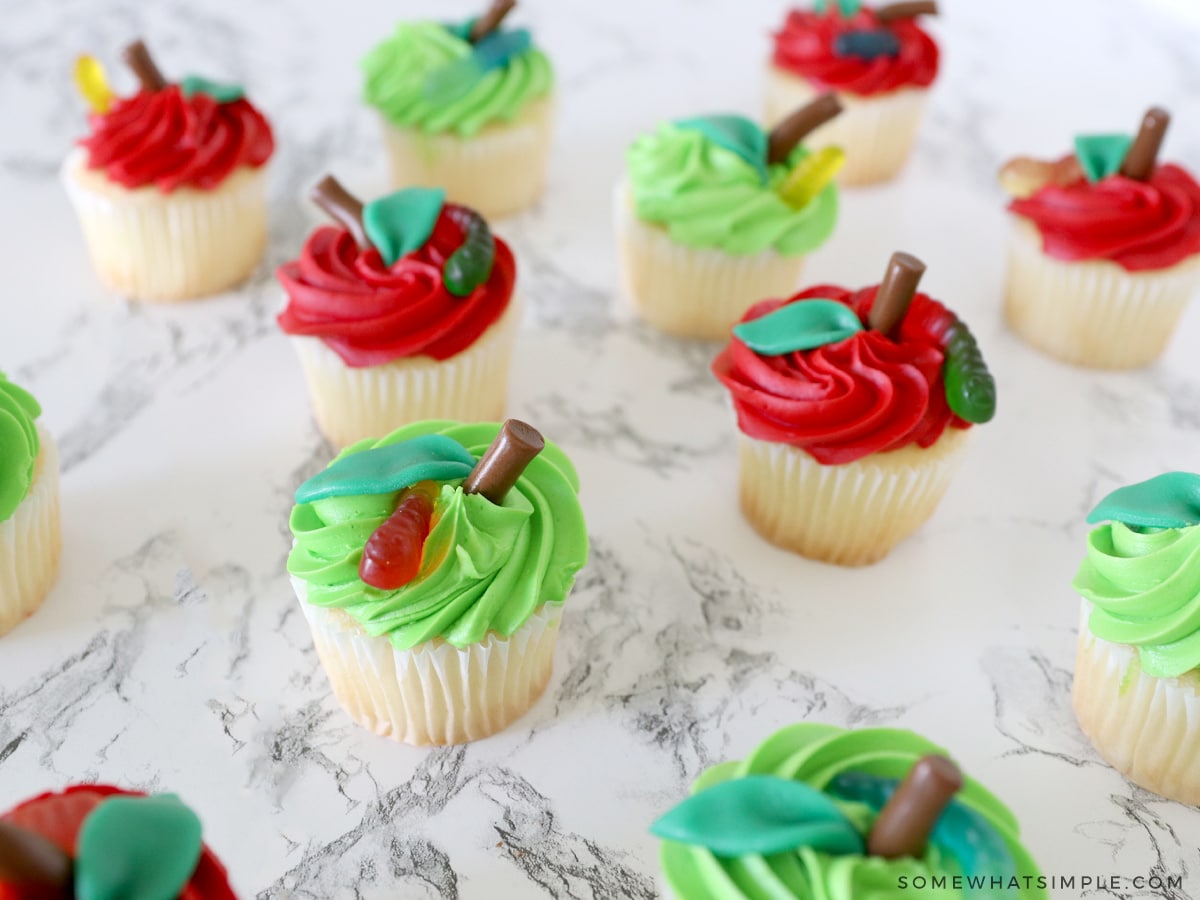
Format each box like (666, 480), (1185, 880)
(1, 0), (1199, 897)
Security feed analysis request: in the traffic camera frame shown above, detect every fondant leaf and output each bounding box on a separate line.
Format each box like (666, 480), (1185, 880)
(178, 75), (245, 104)
(425, 28), (533, 105)
(833, 29), (902, 60)
(1086, 472), (1200, 529)
(1073, 134), (1132, 183)
(733, 299), (864, 355)
(650, 775), (864, 858)
(675, 115), (769, 183)
(815, 0), (862, 14)
(295, 434), (476, 503)
(363, 188), (447, 266)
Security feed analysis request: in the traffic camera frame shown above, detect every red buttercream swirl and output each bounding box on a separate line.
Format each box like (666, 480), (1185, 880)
(81, 86), (273, 192)
(276, 209), (515, 367)
(772, 8), (938, 96)
(712, 285), (968, 465)
(1008, 163), (1200, 272)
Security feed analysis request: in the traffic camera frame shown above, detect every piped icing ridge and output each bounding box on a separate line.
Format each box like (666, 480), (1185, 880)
(0, 371), (42, 523)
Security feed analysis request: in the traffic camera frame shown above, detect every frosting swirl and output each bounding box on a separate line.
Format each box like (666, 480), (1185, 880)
(0, 371), (42, 523)
(80, 86), (273, 192)
(362, 21), (553, 137)
(627, 125), (838, 256)
(276, 211), (516, 367)
(1008, 164), (1200, 272)
(712, 286), (970, 464)
(1074, 522), (1200, 677)
(287, 421), (588, 650)
(772, 9), (939, 96)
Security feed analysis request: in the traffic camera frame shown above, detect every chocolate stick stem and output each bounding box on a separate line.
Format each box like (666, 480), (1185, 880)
(463, 419), (544, 505)
(0, 821), (73, 891)
(122, 39), (168, 92)
(868, 251), (926, 337)
(875, 1), (939, 23)
(469, 0), (517, 42)
(867, 754), (963, 859)
(1120, 107), (1170, 181)
(310, 175), (370, 251)
(767, 93), (843, 165)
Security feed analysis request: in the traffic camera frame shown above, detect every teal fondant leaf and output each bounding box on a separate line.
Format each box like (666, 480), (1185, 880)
(296, 434), (476, 503)
(1074, 134), (1133, 183)
(1087, 472), (1200, 529)
(734, 299), (864, 355)
(675, 115), (769, 183)
(815, 0), (862, 14)
(178, 75), (245, 104)
(650, 775), (864, 858)
(363, 188), (447, 266)
(425, 28), (533, 104)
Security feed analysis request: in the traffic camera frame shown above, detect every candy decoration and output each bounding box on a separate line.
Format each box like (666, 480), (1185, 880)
(424, 28), (533, 105)
(767, 93), (843, 165)
(363, 187), (447, 267)
(73, 55), (115, 114)
(359, 483), (437, 590)
(178, 75), (245, 104)
(443, 205), (497, 297)
(1074, 134), (1133, 184)
(310, 175), (370, 250)
(1120, 106), (1170, 181)
(814, 0), (862, 15)
(1086, 472), (1200, 530)
(734, 299), (863, 355)
(463, 419), (544, 505)
(833, 29), (902, 60)
(0, 821), (73, 890)
(295, 434), (477, 503)
(778, 146), (845, 208)
(675, 115), (770, 182)
(875, 1), (940, 22)
(122, 39), (167, 92)
(469, 0), (517, 42)
(868, 251), (925, 337)
(942, 315), (996, 424)
(866, 754), (963, 859)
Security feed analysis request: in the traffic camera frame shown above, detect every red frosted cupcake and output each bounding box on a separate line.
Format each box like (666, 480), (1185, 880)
(766, 1), (939, 185)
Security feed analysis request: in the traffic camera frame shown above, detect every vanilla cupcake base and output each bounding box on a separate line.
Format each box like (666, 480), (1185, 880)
(614, 183), (807, 340)
(764, 66), (929, 186)
(61, 150), (268, 302)
(1072, 607), (1200, 804)
(737, 427), (970, 566)
(290, 296), (521, 448)
(1004, 220), (1200, 369)
(379, 97), (554, 220)
(0, 431), (62, 636)
(296, 582), (562, 746)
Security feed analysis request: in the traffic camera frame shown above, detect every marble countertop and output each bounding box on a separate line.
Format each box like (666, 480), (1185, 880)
(2, 0), (1199, 897)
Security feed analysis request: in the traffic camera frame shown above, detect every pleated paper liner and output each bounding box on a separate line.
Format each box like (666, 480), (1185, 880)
(0, 430), (62, 635)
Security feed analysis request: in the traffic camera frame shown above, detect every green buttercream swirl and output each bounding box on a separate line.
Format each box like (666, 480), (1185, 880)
(659, 724), (1047, 900)
(0, 370), (42, 523)
(1074, 522), (1200, 677)
(626, 124), (838, 256)
(287, 421), (588, 650)
(362, 21), (553, 138)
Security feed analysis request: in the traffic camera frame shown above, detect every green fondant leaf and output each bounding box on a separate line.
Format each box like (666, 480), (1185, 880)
(1087, 472), (1200, 529)
(734, 299), (864, 355)
(1073, 134), (1133, 183)
(674, 115), (769, 183)
(650, 775), (865, 858)
(178, 75), (245, 104)
(364, 188), (447, 266)
(295, 434), (476, 503)
(75, 795), (203, 900)
(815, 0), (862, 14)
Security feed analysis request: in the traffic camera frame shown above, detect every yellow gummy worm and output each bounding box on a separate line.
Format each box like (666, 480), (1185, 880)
(74, 55), (115, 114)
(779, 146), (846, 209)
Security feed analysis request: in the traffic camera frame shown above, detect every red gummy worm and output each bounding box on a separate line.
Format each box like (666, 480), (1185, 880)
(358, 486), (436, 590)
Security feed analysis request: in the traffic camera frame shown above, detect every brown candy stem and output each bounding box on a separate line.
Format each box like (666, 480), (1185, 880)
(310, 175), (369, 251)
(875, 1), (939, 23)
(868, 251), (926, 337)
(767, 93), (843, 165)
(469, 0), (517, 42)
(122, 39), (168, 92)
(0, 821), (74, 891)
(867, 754), (963, 859)
(1120, 106), (1170, 181)
(463, 419), (545, 505)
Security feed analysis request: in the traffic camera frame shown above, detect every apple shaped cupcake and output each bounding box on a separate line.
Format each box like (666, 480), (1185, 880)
(617, 96), (843, 339)
(63, 40), (274, 302)
(277, 176), (520, 448)
(363, 0), (553, 218)
(0, 784), (234, 898)
(1072, 473), (1200, 804)
(287, 419), (588, 745)
(1001, 107), (1200, 369)
(652, 723), (1046, 899)
(766, 1), (939, 185)
(712, 252), (995, 566)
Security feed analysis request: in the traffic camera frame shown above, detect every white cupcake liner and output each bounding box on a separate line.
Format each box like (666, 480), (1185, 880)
(737, 427), (970, 566)
(763, 66), (929, 186)
(1072, 604), (1200, 804)
(613, 182), (807, 340)
(0, 430), (62, 635)
(294, 578), (562, 746)
(1004, 219), (1200, 369)
(289, 295), (521, 448)
(379, 97), (555, 219)
(60, 149), (268, 302)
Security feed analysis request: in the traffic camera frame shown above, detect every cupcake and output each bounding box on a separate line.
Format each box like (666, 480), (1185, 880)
(617, 96), (843, 339)
(1071, 472), (1200, 804)
(0, 371), (61, 636)
(287, 419), (588, 746)
(1000, 107), (1200, 369)
(712, 252), (995, 566)
(765, 1), (940, 185)
(652, 723), (1047, 899)
(362, 0), (554, 219)
(0, 783), (234, 898)
(277, 176), (520, 448)
(62, 40), (274, 302)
